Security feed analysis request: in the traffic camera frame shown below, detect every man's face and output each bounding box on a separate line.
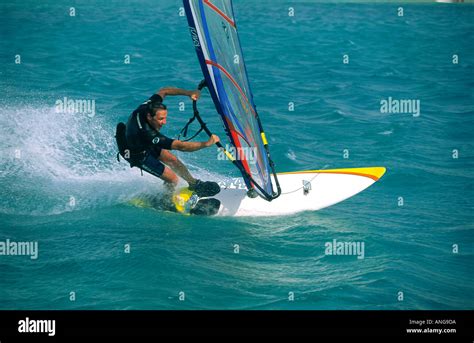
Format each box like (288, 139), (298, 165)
(148, 109), (167, 130)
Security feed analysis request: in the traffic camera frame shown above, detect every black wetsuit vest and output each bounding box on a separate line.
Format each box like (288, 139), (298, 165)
(125, 94), (174, 159)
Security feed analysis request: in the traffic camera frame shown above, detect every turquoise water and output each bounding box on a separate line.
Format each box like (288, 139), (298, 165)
(1, 0), (473, 310)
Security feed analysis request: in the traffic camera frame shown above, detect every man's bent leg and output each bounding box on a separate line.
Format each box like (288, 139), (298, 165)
(159, 150), (197, 186)
(159, 150), (220, 197)
(160, 166), (179, 192)
(140, 153), (179, 209)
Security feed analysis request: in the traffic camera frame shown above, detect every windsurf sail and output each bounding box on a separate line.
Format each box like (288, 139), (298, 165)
(183, 0), (280, 201)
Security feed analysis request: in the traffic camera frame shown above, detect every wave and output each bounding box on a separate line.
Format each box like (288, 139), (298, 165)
(0, 104), (217, 216)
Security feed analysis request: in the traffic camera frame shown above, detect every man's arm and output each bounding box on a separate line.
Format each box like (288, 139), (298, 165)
(171, 134), (220, 152)
(157, 87), (200, 101)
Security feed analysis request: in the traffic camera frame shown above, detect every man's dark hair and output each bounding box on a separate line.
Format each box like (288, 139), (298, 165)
(149, 102), (167, 116)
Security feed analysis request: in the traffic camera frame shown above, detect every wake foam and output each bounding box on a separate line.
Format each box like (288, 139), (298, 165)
(0, 105), (219, 216)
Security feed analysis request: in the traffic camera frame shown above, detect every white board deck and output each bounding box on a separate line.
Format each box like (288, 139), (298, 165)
(213, 167), (386, 216)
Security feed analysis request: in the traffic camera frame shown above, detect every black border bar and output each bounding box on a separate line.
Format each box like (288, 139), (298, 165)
(0, 310), (472, 338)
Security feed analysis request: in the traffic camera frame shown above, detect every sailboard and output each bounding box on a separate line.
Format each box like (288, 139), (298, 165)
(128, 167), (386, 217)
(171, 0), (387, 216)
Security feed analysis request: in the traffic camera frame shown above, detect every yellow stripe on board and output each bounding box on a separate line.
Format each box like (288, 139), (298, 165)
(278, 167), (386, 181)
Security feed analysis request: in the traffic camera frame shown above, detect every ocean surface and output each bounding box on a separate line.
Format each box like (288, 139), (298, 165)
(1, 0), (473, 310)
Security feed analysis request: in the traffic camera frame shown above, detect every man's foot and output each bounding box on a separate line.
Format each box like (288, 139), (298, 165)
(188, 179), (221, 197)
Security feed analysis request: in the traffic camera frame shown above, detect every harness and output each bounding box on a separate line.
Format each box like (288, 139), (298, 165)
(115, 122), (146, 171)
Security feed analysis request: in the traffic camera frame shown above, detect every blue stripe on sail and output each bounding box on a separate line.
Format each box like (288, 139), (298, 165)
(185, 0), (273, 196)
(198, 1), (249, 140)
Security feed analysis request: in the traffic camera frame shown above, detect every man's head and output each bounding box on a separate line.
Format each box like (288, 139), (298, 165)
(147, 102), (168, 130)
